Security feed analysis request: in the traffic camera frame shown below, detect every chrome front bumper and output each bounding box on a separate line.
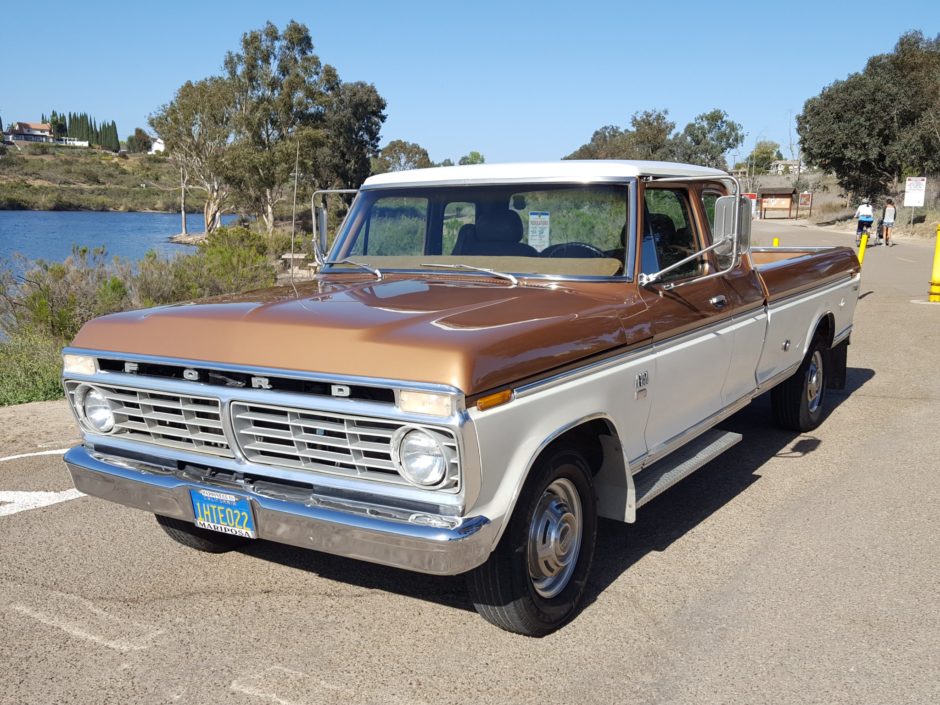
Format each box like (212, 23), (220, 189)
(64, 445), (496, 575)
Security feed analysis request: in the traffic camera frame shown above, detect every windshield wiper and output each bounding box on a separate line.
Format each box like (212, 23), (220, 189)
(324, 258), (382, 279)
(419, 263), (518, 286)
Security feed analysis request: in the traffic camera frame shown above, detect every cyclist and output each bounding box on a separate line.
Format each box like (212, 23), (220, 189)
(854, 198), (874, 246)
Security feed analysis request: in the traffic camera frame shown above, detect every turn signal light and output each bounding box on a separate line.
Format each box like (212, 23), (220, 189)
(476, 389), (513, 411)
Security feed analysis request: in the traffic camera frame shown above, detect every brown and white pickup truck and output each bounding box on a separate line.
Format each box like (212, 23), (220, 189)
(62, 161), (859, 635)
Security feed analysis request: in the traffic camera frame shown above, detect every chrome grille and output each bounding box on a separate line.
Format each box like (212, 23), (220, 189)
(231, 401), (459, 488)
(66, 382), (232, 458)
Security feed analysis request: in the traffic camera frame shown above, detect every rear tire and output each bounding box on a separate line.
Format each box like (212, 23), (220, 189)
(155, 514), (247, 553)
(771, 336), (827, 432)
(466, 445), (597, 636)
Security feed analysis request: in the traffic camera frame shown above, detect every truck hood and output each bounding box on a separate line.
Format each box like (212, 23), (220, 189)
(72, 276), (650, 395)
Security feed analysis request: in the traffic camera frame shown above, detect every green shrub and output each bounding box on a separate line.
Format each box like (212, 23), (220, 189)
(0, 330), (64, 406)
(0, 226), (279, 406)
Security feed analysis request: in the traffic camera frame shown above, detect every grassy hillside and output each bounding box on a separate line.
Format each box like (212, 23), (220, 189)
(0, 145), (196, 212)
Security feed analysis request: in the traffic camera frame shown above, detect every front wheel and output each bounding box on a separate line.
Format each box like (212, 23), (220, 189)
(155, 514), (248, 553)
(466, 445), (597, 636)
(771, 336), (827, 432)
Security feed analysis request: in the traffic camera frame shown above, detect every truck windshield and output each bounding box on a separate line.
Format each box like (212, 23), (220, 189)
(325, 183), (630, 279)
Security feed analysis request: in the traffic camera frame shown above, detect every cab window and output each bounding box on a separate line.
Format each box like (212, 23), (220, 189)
(641, 189), (701, 281)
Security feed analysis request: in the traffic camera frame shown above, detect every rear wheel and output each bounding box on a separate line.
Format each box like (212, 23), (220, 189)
(466, 445), (597, 636)
(155, 514), (247, 553)
(771, 336), (827, 432)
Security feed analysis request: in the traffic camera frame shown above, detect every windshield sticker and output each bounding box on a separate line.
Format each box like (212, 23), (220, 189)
(528, 211), (550, 251)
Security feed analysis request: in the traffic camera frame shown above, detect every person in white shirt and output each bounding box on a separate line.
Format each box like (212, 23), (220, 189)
(854, 199), (874, 246)
(882, 198), (896, 247)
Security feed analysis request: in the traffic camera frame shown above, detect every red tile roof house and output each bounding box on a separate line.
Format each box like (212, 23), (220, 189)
(9, 122), (55, 143)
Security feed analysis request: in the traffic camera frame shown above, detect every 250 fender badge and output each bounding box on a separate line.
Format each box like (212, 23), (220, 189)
(635, 371), (649, 400)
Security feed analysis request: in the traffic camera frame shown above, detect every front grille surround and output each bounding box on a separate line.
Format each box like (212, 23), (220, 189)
(66, 379), (462, 492)
(230, 401), (460, 490)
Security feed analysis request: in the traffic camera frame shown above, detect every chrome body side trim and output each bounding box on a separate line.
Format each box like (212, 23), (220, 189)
(65, 446), (495, 576)
(833, 324), (853, 347)
(635, 394), (752, 471)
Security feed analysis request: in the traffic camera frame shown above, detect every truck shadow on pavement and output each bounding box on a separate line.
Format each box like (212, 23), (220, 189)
(242, 366), (875, 618)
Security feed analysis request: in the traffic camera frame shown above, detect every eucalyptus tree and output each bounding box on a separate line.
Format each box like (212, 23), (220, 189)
(150, 77), (236, 234)
(222, 21), (334, 234)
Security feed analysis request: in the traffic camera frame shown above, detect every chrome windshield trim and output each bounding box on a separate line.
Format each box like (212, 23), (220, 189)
(62, 347), (464, 398)
(328, 179), (637, 283)
(359, 175), (640, 190)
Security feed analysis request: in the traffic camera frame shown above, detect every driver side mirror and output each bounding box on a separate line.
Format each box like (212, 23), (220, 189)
(713, 195), (752, 267)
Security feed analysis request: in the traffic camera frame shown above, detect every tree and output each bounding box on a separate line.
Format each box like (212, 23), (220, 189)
(671, 109), (744, 169)
(312, 80), (386, 188)
(565, 110), (675, 160)
(126, 127), (153, 153)
(746, 140), (783, 173)
(798, 31), (940, 197)
(373, 139), (432, 173)
(150, 77), (236, 234)
(223, 21), (335, 234)
(458, 151), (485, 165)
(49, 111), (67, 138)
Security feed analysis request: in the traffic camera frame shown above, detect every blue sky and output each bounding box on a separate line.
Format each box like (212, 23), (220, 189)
(2, 0), (937, 166)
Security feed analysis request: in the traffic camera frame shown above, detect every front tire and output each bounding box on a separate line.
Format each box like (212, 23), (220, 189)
(771, 336), (827, 432)
(466, 445), (597, 636)
(155, 514), (248, 553)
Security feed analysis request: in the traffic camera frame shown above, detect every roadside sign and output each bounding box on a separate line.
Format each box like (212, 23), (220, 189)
(904, 177), (927, 208)
(798, 192), (813, 208)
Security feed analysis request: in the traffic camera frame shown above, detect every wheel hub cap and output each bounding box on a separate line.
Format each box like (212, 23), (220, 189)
(806, 350), (824, 412)
(528, 478), (583, 599)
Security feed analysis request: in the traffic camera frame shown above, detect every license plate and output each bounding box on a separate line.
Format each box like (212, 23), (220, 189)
(190, 488), (256, 539)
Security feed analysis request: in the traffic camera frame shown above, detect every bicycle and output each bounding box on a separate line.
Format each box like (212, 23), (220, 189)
(855, 220), (874, 247)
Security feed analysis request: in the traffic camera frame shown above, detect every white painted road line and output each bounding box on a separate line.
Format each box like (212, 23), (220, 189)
(231, 666), (431, 705)
(0, 489), (84, 516)
(9, 592), (165, 653)
(0, 448), (71, 463)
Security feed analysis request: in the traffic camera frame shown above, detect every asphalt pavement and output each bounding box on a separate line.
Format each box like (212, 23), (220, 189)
(1, 219), (938, 705)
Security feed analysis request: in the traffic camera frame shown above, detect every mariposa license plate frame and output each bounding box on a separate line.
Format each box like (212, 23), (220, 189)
(190, 488), (256, 539)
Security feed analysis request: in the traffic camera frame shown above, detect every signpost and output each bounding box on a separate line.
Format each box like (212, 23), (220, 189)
(904, 177), (927, 233)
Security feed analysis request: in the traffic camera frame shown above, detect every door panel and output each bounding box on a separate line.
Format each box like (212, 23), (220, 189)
(641, 280), (734, 453)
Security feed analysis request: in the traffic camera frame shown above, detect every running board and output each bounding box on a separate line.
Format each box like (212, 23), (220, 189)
(635, 429), (743, 509)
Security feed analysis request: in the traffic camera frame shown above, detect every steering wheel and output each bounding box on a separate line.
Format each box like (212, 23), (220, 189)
(540, 242), (607, 258)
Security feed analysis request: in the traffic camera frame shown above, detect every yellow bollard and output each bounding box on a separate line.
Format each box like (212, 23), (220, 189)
(857, 233), (869, 266)
(930, 224), (940, 302)
(772, 237), (780, 247)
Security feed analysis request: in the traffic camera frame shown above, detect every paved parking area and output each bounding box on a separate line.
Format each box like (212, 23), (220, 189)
(1, 221), (938, 705)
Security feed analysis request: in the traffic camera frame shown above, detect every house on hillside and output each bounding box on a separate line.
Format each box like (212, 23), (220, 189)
(769, 159), (806, 175)
(9, 121), (54, 143)
(149, 137), (165, 154)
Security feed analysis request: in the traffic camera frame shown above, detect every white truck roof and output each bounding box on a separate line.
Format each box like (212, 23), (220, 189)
(362, 160), (728, 189)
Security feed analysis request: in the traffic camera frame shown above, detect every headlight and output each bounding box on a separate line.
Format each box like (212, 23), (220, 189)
(393, 428), (447, 487)
(81, 387), (115, 433)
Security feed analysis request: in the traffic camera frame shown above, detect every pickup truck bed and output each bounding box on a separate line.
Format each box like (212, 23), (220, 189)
(752, 246), (859, 302)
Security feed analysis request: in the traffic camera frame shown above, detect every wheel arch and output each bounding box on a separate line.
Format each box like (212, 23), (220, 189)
(804, 310), (836, 355)
(505, 414), (633, 538)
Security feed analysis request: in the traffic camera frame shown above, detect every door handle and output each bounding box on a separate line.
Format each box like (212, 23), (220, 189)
(709, 295), (728, 309)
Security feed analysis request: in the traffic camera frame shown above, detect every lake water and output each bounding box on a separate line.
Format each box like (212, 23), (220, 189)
(0, 211), (238, 265)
